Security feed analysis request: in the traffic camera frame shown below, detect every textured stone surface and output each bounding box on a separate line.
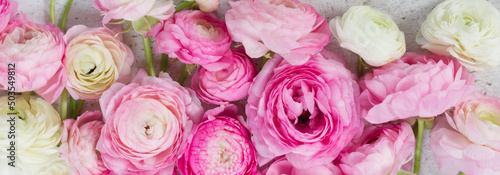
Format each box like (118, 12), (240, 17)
(14, 0), (500, 174)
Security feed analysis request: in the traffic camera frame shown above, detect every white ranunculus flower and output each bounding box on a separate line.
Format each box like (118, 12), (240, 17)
(416, 0), (500, 71)
(0, 96), (62, 174)
(35, 157), (69, 175)
(330, 6), (405, 67)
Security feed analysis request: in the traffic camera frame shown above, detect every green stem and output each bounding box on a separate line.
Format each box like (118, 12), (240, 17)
(59, 0), (74, 32)
(161, 54), (169, 73)
(413, 119), (424, 174)
(60, 89), (68, 120)
(458, 172), (466, 175)
(69, 96), (76, 118)
(175, 1), (196, 12)
(357, 56), (370, 79)
(74, 100), (84, 118)
(261, 51), (275, 70)
(142, 35), (156, 77)
(50, 0), (56, 24)
(178, 64), (188, 85)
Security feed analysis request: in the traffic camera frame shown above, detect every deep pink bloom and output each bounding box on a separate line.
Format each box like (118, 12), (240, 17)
(337, 122), (415, 175)
(263, 157), (341, 175)
(225, 0), (331, 65)
(93, 0), (175, 24)
(154, 10), (231, 70)
(0, 0), (16, 33)
(178, 104), (258, 175)
(191, 48), (256, 105)
(96, 70), (204, 175)
(246, 50), (363, 168)
(359, 52), (475, 124)
(0, 15), (65, 103)
(430, 94), (500, 175)
(59, 111), (109, 175)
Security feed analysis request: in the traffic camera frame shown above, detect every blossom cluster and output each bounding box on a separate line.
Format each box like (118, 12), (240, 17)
(1, 0), (500, 175)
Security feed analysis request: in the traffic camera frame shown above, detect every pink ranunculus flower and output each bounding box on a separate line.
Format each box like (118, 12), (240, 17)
(63, 25), (134, 100)
(337, 122), (415, 175)
(96, 69), (204, 175)
(263, 157), (341, 175)
(0, 15), (65, 103)
(225, 0), (331, 65)
(154, 10), (231, 69)
(93, 0), (175, 24)
(246, 50), (363, 169)
(191, 48), (256, 105)
(359, 52), (476, 124)
(59, 111), (109, 175)
(0, 0), (17, 33)
(178, 104), (258, 175)
(430, 94), (500, 175)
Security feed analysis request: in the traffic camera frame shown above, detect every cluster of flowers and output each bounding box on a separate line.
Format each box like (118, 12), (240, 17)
(0, 0), (499, 174)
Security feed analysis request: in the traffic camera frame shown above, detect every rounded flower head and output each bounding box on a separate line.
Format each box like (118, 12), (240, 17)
(154, 10), (231, 69)
(195, 0), (220, 13)
(225, 0), (331, 65)
(0, 15), (65, 103)
(263, 157), (341, 175)
(430, 94), (500, 175)
(337, 122), (415, 175)
(330, 6), (405, 67)
(59, 111), (109, 175)
(191, 48), (256, 105)
(360, 52), (476, 124)
(93, 0), (175, 24)
(0, 96), (63, 173)
(96, 70), (204, 175)
(178, 105), (257, 175)
(64, 25), (134, 100)
(0, 0), (17, 33)
(416, 0), (500, 71)
(246, 50), (363, 168)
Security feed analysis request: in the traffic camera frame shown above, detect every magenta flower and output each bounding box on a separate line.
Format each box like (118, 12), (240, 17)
(430, 94), (500, 175)
(96, 70), (204, 175)
(0, 0), (16, 33)
(0, 15), (65, 103)
(154, 10), (231, 70)
(178, 104), (258, 175)
(246, 50), (363, 168)
(337, 122), (415, 175)
(225, 0), (331, 65)
(191, 48), (256, 105)
(59, 111), (109, 175)
(360, 52), (475, 124)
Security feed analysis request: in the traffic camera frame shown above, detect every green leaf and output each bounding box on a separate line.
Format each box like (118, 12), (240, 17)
(132, 16), (161, 34)
(396, 170), (416, 175)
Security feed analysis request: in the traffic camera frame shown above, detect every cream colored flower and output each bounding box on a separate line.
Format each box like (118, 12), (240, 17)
(330, 6), (405, 67)
(64, 25), (134, 100)
(0, 96), (62, 174)
(416, 0), (500, 71)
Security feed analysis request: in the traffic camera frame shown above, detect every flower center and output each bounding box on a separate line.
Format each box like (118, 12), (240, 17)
(297, 110), (311, 126)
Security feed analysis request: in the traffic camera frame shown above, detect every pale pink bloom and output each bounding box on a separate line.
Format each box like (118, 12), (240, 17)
(0, 0), (16, 33)
(246, 50), (363, 169)
(263, 157), (341, 175)
(154, 10), (231, 70)
(337, 122), (415, 175)
(0, 15), (65, 103)
(178, 104), (258, 175)
(96, 70), (203, 175)
(59, 111), (109, 175)
(93, 0), (175, 24)
(430, 94), (500, 175)
(360, 52), (475, 124)
(191, 48), (256, 105)
(225, 0), (331, 65)
(195, 0), (220, 13)
(63, 25), (134, 100)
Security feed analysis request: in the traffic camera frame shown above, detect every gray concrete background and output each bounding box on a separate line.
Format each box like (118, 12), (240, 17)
(13, 0), (500, 174)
